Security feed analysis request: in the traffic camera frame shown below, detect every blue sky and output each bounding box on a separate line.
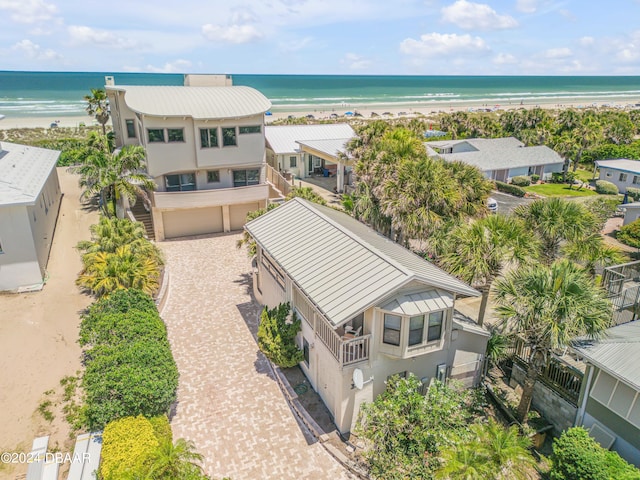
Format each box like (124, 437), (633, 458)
(1, 0), (639, 75)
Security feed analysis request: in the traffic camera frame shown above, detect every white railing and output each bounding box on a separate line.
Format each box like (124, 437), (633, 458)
(342, 335), (371, 366)
(266, 164), (292, 196)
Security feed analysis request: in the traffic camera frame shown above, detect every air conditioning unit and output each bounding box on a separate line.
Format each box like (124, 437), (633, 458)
(419, 377), (432, 395)
(436, 364), (448, 383)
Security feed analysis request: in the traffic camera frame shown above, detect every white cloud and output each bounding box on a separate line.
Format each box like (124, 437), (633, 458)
(400, 32), (490, 57)
(493, 53), (517, 64)
(67, 25), (139, 49)
(11, 39), (61, 60)
(201, 23), (263, 44)
(145, 59), (193, 73)
(279, 36), (314, 52)
(579, 36), (595, 47)
(516, 0), (539, 13)
(0, 0), (57, 24)
(441, 0), (518, 30)
(543, 47), (572, 59)
(341, 53), (372, 70)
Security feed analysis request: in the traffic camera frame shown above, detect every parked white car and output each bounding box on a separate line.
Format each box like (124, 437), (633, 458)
(487, 197), (498, 213)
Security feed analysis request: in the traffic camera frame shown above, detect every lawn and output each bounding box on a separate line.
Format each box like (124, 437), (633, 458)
(574, 168), (596, 183)
(524, 183), (598, 197)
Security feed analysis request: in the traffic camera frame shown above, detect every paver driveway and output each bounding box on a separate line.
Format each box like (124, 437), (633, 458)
(160, 233), (352, 480)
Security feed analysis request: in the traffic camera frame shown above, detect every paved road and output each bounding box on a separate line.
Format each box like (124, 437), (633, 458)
(490, 190), (533, 215)
(160, 233), (351, 480)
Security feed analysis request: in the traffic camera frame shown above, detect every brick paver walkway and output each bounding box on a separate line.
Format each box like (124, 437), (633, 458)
(160, 233), (352, 480)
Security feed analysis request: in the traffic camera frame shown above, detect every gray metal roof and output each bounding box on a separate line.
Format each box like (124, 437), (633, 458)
(595, 159), (640, 175)
(246, 198), (479, 326)
(297, 138), (352, 160)
(426, 137), (564, 172)
(0, 142), (60, 206)
(573, 320), (640, 391)
(381, 289), (453, 315)
(265, 124), (355, 154)
(107, 85), (271, 119)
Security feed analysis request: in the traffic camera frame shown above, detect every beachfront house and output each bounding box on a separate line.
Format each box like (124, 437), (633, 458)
(106, 74), (273, 240)
(265, 124), (356, 193)
(425, 137), (564, 182)
(595, 159), (640, 194)
(572, 320), (640, 467)
(0, 141), (62, 291)
(245, 198), (489, 434)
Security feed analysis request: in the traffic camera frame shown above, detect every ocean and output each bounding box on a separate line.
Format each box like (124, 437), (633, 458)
(1, 71), (639, 118)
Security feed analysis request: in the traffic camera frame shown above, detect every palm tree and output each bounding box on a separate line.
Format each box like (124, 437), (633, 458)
(563, 233), (626, 276)
(145, 438), (206, 479)
(440, 215), (537, 326)
(493, 260), (611, 422)
(514, 197), (598, 265)
(436, 442), (491, 480)
(85, 88), (110, 135)
(285, 186), (326, 205)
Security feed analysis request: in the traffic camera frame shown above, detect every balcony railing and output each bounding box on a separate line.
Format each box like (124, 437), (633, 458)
(265, 164), (292, 197)
(152, 184), (269, 209)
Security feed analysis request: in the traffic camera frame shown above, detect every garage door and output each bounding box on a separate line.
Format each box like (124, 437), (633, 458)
(162, 207), (223, 239)
(229, 203), (260, 231)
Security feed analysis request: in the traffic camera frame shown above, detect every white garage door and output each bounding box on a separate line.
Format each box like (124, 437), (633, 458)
(162, 207), (223, 239)
(229, 203), (260, 231)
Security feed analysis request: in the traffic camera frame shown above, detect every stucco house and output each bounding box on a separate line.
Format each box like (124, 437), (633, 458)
(425, 137), (565, 182)
(573, 320), (640, 467)
(595, 159), (640, 194)
(621, 202), (640, 226)
(265, 124), (356, 192)
(0, 141), (62, 291)
(106, 74), (272, 240)
(245, 198), (489, 434)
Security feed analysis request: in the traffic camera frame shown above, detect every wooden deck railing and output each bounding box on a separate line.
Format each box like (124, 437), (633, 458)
(265, 164), (292, 197)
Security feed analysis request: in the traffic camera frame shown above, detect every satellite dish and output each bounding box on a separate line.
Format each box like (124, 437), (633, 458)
(352, 368), (373, 390)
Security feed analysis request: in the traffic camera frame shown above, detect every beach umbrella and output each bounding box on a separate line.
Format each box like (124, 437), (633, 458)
(265, 111), (272, 116)
(345, 111), (354, 116)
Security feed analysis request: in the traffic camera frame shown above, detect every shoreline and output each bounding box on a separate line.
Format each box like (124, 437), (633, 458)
(1, 97), (639, 130)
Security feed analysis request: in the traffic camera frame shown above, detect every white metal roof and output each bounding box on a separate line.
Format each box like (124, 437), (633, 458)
(0, 142), (60, 206)
(246, 198), (479, 326)
(297, 138), (352, 160)
(381, 289), (453, 316)
(572, 320), (640, 391)
(265, 124), (356, 155)
(595, 159), (640, 175)
(107, 85), (271, 119)
(426, 137), (564, 172)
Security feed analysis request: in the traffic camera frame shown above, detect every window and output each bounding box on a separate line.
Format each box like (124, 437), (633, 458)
(165, 173), (196, 192)
(383, 314), (402, 346)
(200, 128), (218, 148)
(606, 172), (612, 177)
(239, 125), (261, 134)
(147, 128), (165, 143)
(427, 311), (444, 342)
(409, 315), (425, 346)
(167, 128), (184, 142)
(207, 170), (220, 183)
(233, 169), (260, 187)
(222, 127), (237, 146)
(125, 119), (136, 138)
(634, 176), (640, 185)
(261, 252), (285, 288)
(620, 173), (628, 182)
(290, 156), (297, 168)
(303, 338), (310, 366)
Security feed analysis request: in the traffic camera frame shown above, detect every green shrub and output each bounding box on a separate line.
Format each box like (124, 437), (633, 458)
(552, 172), (564, 183)
(511, 175), (531, 186)
(84, 289), (157, 317)
(584, 197), (621, 230)
(100, 416), (160, 479)
(617, 218), (640, 248)
(79, 311), (167, 348)
(627, 187), (640, 201)
(148, 415), (173, 444)
(495, 181), (526, 197)
(595, 180), (619, 195)
(83, 340), (178, 430)
(531, 174), (540, 183)
(257, 303), (304, 368)
(550, 427), (640, 480)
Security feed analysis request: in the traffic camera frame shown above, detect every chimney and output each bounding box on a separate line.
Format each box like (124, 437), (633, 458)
(105, 76), (115, 86)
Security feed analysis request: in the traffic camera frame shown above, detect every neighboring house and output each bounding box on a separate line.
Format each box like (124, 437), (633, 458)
(425, 137), (565, 182)
(595, 159), (640, 194)
(573, 320), (640, 467)
(0, 141), (62, 291)
(106, 74), (272, 241)
(265, 124), (356, 192)
(621, 202), (640, 226)
(245, 198), (489, 434)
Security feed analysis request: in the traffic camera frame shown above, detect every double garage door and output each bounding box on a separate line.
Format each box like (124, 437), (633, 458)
(162, 203), (260, 239)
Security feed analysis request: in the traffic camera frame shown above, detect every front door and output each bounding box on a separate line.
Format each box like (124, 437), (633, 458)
(308, 154), (313, 177)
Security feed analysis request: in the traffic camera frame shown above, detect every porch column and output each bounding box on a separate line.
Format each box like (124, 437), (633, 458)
(337, 160), (344, 193)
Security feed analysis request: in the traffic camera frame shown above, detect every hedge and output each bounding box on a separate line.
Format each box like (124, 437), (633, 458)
(79, 311), (167, 348)
(511, 175), (531, 187)
(531, 174), (540, 183)
(595, 180), (619, 195)
(617, 218), (640, 248)
(627, 187), (640, 201)
(495, 181), (526, 197)
(84, 289), (158, 317)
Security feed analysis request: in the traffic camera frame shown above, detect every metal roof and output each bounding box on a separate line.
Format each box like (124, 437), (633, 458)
(572, 320), (640, 391)
(245, 198), (479, 326)
(107, 85), (271, 119)
(426, 137), (564, 172)
(265, 124), (356, 154)
(381, 289), (453, 316)
(297, 138), (352, 160)
(0, 142), (60, 206)
(595, 159), (640, 175)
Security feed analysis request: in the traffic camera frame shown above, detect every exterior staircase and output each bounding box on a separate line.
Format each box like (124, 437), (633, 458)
(130, 197), (155, 241)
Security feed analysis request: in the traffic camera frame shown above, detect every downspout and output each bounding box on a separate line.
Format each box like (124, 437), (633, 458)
(575, 364), (595, 426)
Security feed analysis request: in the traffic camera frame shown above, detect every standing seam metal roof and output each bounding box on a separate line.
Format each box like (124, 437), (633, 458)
(264, 124), (356, 154)
(107, 85), (271, 119)
(245, 198), (478, 326)
(594, 159), (640, 175)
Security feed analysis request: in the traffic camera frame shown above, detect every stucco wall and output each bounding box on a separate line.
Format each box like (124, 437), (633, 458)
(0, 205), (40, 290)
(598, 167), (639, 193)
(27, 167), (62, 274)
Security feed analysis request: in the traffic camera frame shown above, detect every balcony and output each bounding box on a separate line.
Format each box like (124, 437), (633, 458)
(152, 184), (269, 210)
